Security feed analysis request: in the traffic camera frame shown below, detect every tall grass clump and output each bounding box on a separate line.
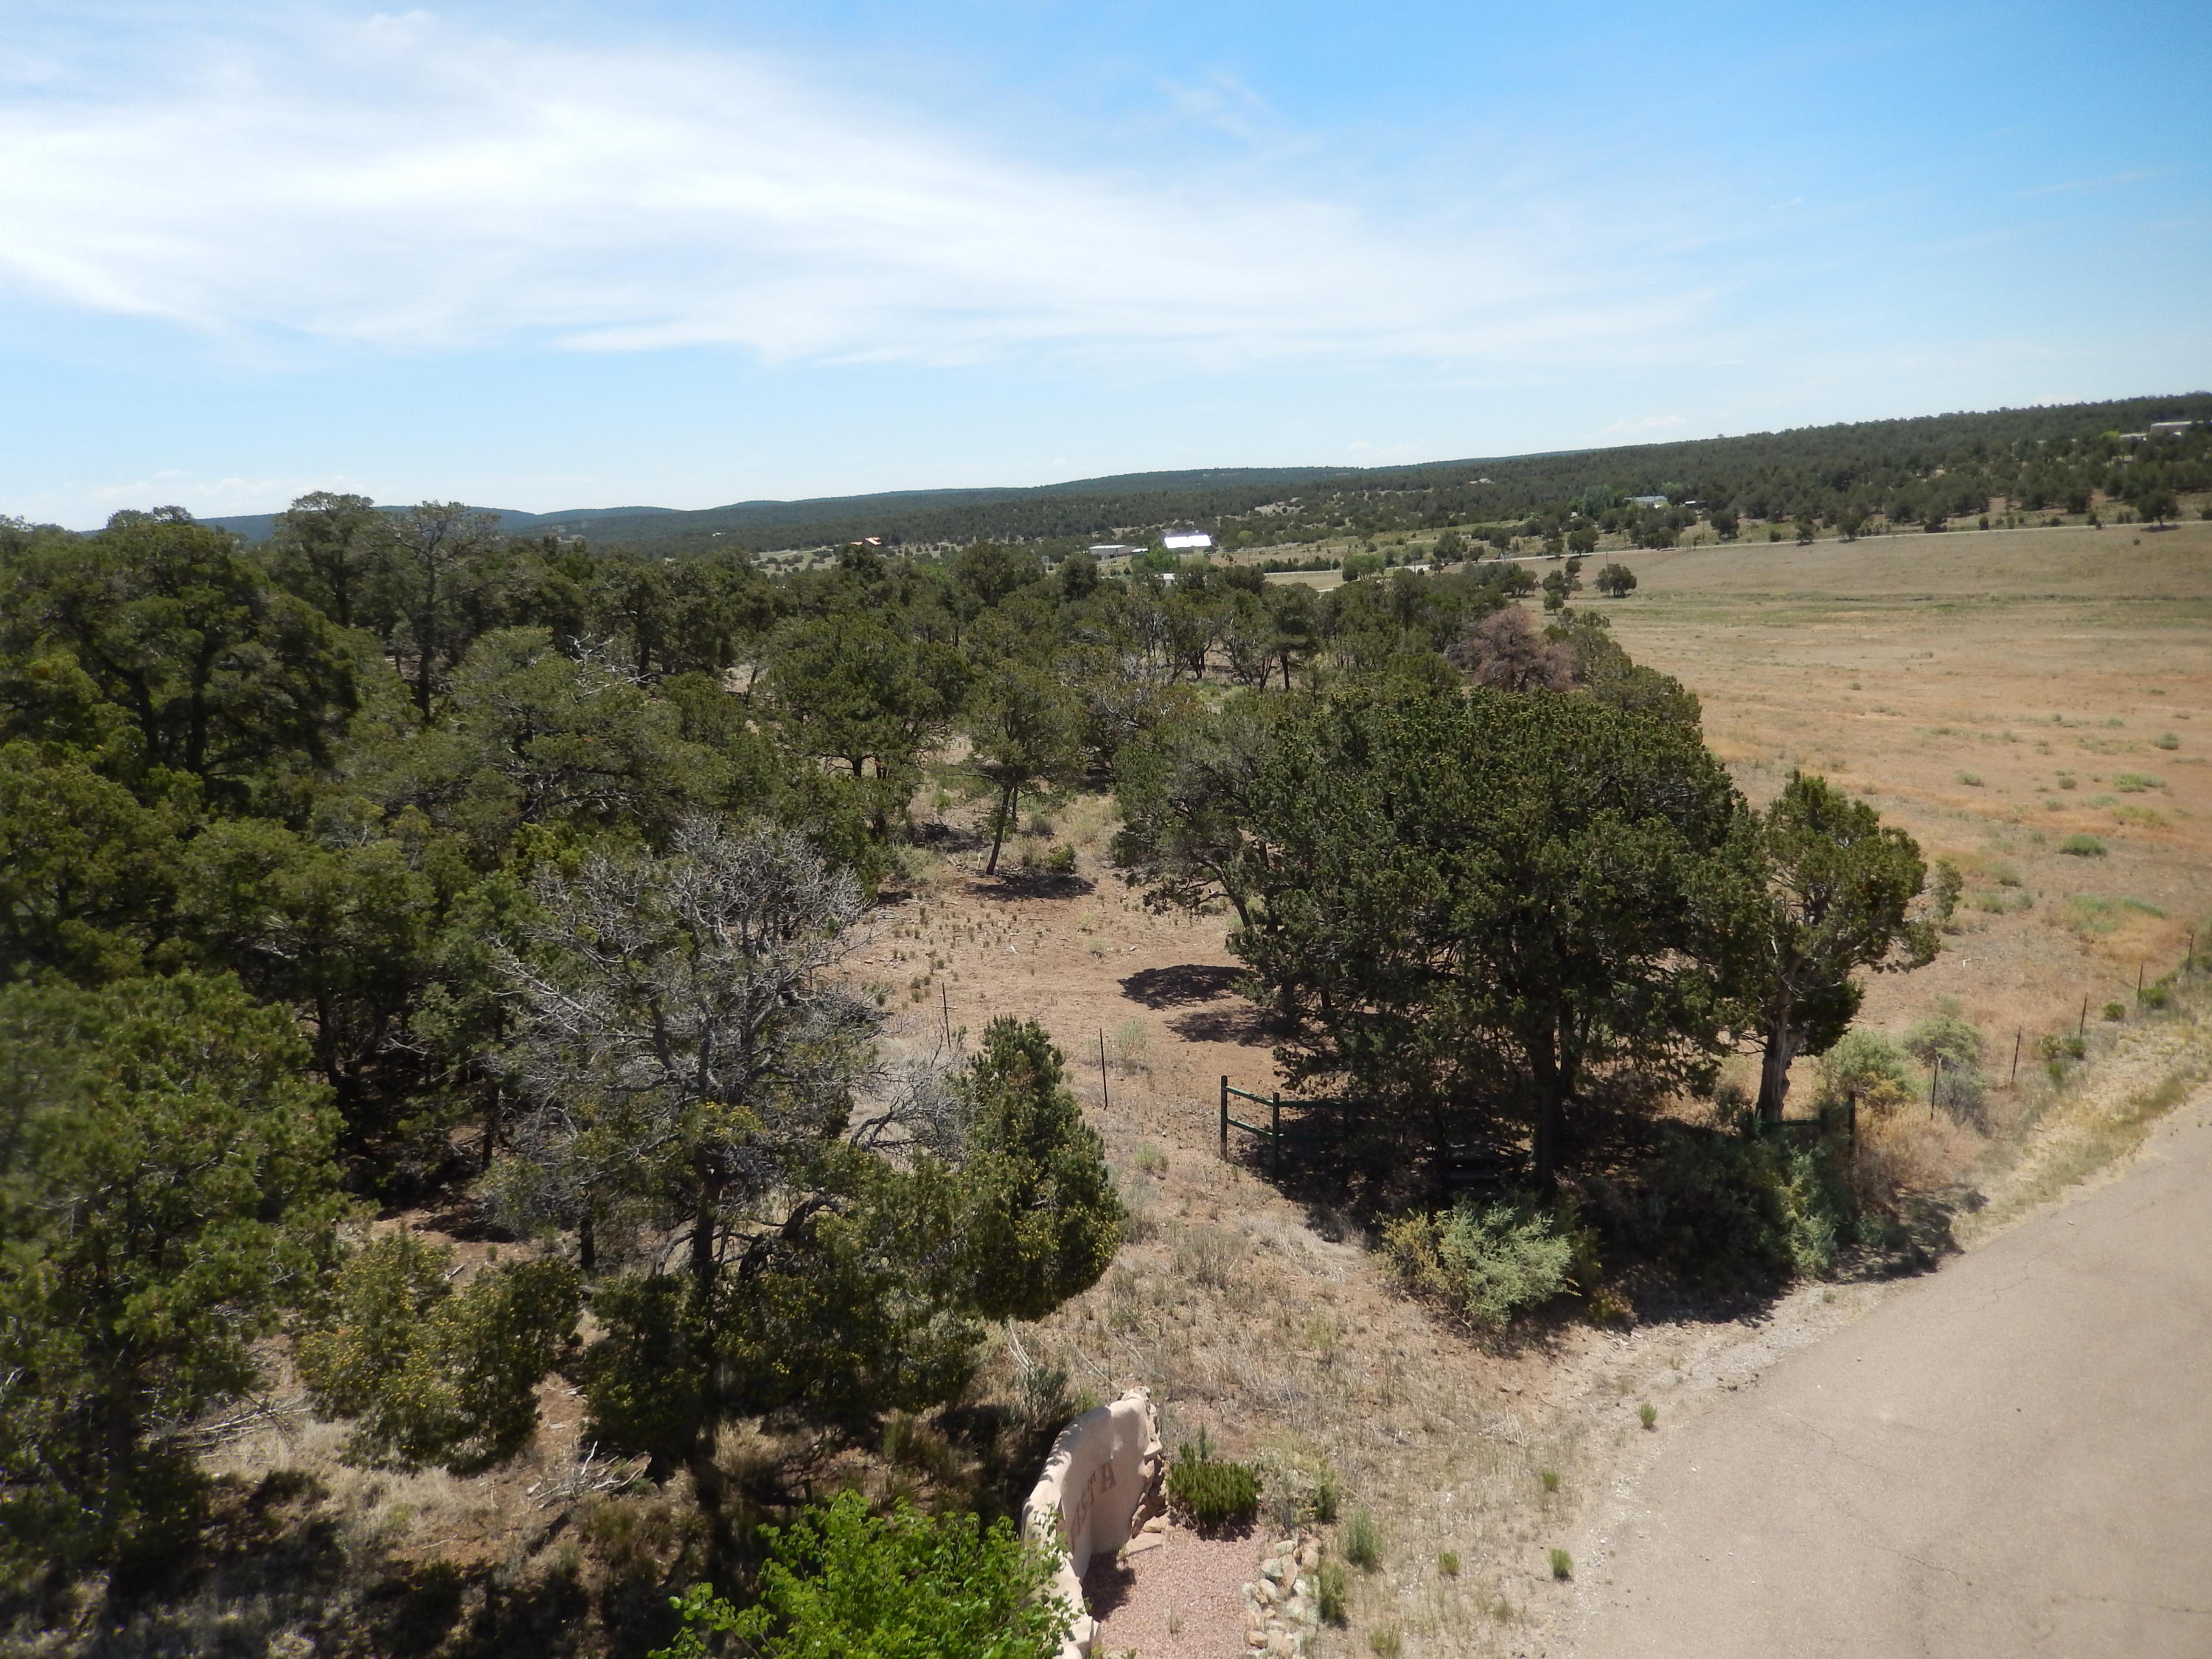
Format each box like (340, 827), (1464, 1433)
(1342, 1508), (1383, 1571)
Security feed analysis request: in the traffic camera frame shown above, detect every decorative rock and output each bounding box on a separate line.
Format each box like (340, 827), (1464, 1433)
(1119, 1532), (1164, 1559)
(1237, 1531), (1325, 1659)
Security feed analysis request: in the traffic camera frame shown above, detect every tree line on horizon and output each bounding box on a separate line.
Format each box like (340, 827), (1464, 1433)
(159, 394), (2210, 560)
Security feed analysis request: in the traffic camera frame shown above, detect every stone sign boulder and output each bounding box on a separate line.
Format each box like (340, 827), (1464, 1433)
(1020, 1388), (1164, 1658)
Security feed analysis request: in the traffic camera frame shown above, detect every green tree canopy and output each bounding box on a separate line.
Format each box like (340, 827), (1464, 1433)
(0, 974), (344, 1568)
(962, 661), (1085, 874)
(1111, 692), (1277, 926)
(0, 508), (355, 804)
(366, 501), (508, 720)
(1739, 772), (1935, 1122)
(266, 491), (386, 631)
(1228, 690), (1746, 1180)
(955, 1018), (1123, 1321)
(0, 741), (180, 984)
(298, 1231), (579, 1473)
(654, 1492), (1069, 1659)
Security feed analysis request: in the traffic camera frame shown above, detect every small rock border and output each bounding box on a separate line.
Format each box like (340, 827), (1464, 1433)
(1241, 1529), (1322, 1655)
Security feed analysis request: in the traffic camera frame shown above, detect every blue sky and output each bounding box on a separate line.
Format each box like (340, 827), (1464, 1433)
(2, 0), (2206, 528)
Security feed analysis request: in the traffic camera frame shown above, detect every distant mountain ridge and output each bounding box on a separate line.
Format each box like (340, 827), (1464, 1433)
(202, 465), (1359, 549)
(196, 394), (2211, 557)
(204, 504), (680, 542)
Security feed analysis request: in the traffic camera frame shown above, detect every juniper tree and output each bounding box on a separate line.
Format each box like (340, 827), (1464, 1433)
(1740, 772), (1935, 1124)
(1229, 691), (1745, 1182)
(0, 974), (344, 1569)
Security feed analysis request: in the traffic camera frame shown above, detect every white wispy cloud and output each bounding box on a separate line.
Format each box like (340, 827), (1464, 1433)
(0, 6), (1710, 371)
(2014, 168), (2174, 199)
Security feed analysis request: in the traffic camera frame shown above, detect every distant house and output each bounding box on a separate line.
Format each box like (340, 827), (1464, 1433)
(1088, 543), (1135, 557)
(1627, 494), (1670, 509)
(1161, 530), (1214, 551)
(2149, 420), (2196, 438)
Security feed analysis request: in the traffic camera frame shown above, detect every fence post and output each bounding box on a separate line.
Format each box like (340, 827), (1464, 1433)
(1219, 1076), (1228, 1160)
(1930, 1056), (1941, 1118)
(2079, 996), (2089, 1039)
(2137, 962), (2146, 1004)
(1271, 1093), (1282, 1180)
(2010, 1030), (2022, 1088)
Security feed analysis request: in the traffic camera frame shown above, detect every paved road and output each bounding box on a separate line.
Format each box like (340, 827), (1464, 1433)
(1575, 1101), (2212, 1658)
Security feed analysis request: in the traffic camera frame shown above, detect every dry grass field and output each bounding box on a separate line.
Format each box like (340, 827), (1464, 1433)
(79, 524), (2209, 1659)
(1610, 519), (2212, 1048)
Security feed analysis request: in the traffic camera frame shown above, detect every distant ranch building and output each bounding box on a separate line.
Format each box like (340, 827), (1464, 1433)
(1161, 530), (1214, 551)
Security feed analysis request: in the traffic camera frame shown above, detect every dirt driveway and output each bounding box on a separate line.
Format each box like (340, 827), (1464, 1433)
(1570, 1090), (2212, 1658)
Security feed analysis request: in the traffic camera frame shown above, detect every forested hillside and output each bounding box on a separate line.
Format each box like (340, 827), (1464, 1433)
(201, 394), (2212, 559)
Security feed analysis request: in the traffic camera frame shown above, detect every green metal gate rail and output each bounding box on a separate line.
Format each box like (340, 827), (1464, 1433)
(1219, 1077), (1282, 1175)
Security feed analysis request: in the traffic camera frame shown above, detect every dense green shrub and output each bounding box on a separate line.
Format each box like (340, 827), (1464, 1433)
(1599, 1123), (1858, 1284)
(1166, 1442), (1262, 1532)
(651, 1492), (1068, 1659)
(1811, 1030), (1916, 1116)
(1380, 1197), (1579, 1328)
(1905, 1007), (1987, 1118)
(2059, 833), (2107, 857)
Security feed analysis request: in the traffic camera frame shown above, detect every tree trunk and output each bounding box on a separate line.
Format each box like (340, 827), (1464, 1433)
(1531, 1036), (1565, 1186)
(1756, 988), (1797, 1124)
(686, 1161), (727, 1575)
(481, 1082), (501, 1173)
(985, 783), (1018, 875)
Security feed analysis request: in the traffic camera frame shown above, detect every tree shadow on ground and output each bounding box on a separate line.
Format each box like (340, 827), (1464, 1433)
(1166, 1005), (1279, 1046)
(970, 870), (1095, 902)
(16, 1469), (684, 1659)
(1232, 1093), (1958, 1334)
(1119, 964), (1245, 1008)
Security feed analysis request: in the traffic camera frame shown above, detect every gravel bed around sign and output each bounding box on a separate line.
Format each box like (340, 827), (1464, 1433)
(1083, 1521), (1258, 1658)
